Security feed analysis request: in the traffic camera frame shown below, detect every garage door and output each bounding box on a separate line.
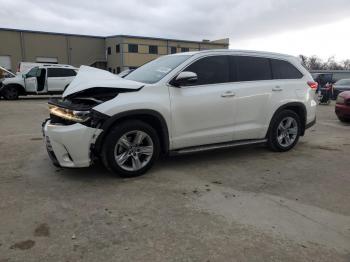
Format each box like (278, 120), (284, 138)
(0, 56), (12, 70)
(36, 57), (58, 64)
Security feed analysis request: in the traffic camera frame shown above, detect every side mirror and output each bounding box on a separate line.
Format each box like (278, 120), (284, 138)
(172, 71), (198, 87)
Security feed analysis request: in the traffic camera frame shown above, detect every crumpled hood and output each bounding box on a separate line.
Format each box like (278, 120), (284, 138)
(62, 65), (144, 98)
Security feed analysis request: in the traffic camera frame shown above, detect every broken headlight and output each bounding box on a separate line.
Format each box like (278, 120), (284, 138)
(49, 104), (91, 123)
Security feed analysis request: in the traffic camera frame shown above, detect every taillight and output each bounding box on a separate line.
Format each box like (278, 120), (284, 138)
(307, 81), (318, 90)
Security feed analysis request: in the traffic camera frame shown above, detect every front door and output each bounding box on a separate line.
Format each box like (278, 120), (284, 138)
(169, 55), (236, 149)
(24, 67), (38, 93)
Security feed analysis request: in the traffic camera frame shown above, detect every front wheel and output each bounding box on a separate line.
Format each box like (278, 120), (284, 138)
(101, 120), (160, 177)
(267, 110), (301, 152)
(2, 85), (19, 100)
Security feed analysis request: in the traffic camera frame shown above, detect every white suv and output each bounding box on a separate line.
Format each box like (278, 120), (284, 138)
(43, 50), (317, 177)
(1, 64), (77, 100)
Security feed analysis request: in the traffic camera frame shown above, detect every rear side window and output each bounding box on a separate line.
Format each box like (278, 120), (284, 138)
(270, 59), (303, 79)
(48, 68), (76, 77)
(236, 56), (272, 82)
(184, 56), (230, 86)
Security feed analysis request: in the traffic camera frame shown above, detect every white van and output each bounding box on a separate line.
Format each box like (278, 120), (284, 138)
(0, 64), (78, 99)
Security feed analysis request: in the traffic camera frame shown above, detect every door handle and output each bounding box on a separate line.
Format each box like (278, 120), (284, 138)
(272, 86), (283, 92)
(221, 90), (236, 97)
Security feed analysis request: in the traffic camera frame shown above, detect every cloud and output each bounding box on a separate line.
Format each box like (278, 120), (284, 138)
(0, 0), (350, 59)
(0, 0), (349, 40)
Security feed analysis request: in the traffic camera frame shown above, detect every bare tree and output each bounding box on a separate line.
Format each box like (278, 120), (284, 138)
(299, 55), (350, 71)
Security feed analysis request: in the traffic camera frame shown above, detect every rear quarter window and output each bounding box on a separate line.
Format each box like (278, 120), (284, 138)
(270, 59), (303, 79)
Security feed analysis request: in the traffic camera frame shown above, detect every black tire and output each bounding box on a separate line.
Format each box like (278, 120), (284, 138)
(2, 85), (19, 100)
(267, 110), (301, 152)
(337, 116), (350, 123)
(101, 120), (160, 177)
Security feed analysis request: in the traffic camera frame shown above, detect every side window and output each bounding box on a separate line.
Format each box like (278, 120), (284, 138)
(184, 56), (230, 86)
(271, 59), (303, 79)
(26, 67), (39, 77)
(236, 56), (272, 82)
(149, 45), (158, 54)
(128, 44), (138, 53)
(48, 68), (76, 77)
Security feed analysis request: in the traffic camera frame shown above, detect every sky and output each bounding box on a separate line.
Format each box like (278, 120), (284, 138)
(0, 0), (349, 60)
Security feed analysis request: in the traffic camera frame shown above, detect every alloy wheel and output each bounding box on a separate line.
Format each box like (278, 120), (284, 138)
(276, 117), (298, 147)
(114, 130), (154, 171)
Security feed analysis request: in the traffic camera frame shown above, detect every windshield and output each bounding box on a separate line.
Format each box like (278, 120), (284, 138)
(335, 79), (350, 85)
(125, 55), (191, 84)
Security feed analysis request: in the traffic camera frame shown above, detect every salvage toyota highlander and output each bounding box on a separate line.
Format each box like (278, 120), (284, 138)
(42, 50), (318, 177)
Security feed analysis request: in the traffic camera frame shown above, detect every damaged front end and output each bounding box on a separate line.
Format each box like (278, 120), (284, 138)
(42, 66), (144, 168)
(48, 87), (122, 128)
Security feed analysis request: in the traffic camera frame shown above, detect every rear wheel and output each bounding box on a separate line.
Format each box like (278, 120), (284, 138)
(2, 85), (19, 100)
(101, 120), (160, 177)
(267, 110), (301, 152)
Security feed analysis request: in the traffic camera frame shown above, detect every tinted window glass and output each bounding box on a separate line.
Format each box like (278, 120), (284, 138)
(236, 56), (272, 81)
(149, 45), (158, 54)
(181, 47), (189, 52)
(170, 47), (177, 54)
(48, 68), (76, 77)
(128, 44), (138, 53)
(107, 47), (111, 55)
(271, 59), (303, 79)
(184, 56), (230, 86)
(26, 67), (39, 77)
(336, 79), (350, 85)
(116, 44), (120, 53)
(125, 55), (191, 84)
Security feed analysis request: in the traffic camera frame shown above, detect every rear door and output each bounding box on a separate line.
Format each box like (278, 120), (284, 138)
(230, 56), (275, 140)
(47, 68), (76, 92)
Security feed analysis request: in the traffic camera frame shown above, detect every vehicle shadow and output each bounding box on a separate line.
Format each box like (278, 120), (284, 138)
(55, 144), (271, 181)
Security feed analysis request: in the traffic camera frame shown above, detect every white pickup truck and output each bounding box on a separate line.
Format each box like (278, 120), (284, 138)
(0, 64), (78, 100)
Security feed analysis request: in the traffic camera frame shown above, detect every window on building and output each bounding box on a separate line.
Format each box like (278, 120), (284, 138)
(270, 59), (303, 79)
(113, 69), (115, 74)
(149, 45), (158, 54)
(128, 44), (138, 53)
(117, 67), (121, 74)
(116, 44), (120, 53)
(181, 47), (189, 52)
(107, 47), (111, 55)
(170, 47), (177, 54)
(236, 56), (272, 82)
(48, 68), (77, 77)
(108, 67), (112, 72)
(183, 55), (230, 86)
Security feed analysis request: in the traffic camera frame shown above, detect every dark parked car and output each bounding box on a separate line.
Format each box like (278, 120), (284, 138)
(333, 79), (350, 99)
(335, 91), (350, 122)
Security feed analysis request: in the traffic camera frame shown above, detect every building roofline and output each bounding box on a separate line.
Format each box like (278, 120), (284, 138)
(0, 27), (105, 39)
(106, 34), (229, 46)
(0, 27), (229, 46)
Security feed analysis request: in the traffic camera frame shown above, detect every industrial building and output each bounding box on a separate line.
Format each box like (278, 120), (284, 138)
(0, 28), (229, 73)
